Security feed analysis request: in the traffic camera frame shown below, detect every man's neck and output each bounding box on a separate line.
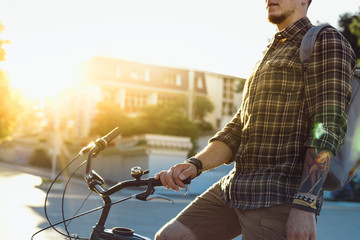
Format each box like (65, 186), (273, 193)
(277, 14), (307, 31)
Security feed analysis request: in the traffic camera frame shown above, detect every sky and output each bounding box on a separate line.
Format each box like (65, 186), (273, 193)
(0, 0), (359, 98)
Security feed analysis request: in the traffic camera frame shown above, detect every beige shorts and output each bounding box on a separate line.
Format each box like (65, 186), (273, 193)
(175, 182), (291, 240)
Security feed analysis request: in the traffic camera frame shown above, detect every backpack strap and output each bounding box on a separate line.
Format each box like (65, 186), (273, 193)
(299, 24), (331, 69)
(300, 24), (332, 116)
(355, 69), (360, 80)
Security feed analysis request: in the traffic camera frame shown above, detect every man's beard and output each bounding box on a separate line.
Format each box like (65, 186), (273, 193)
(268, 9), (294, 24)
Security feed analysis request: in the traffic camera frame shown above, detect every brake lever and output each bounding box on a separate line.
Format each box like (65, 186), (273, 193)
(179, 183), (190, 197)
(134, 176), (191, 203)
(134, 181), (155, 201)
(145, 194), (174, 205)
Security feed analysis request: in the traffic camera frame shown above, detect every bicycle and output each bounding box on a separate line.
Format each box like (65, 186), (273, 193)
(31, 127), (191, 240)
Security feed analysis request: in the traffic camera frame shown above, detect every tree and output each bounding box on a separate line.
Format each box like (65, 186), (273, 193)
(89, 93), (131, 137)
(338, 11), (360, 61)
(193, 96), (214, 121)
(136, 101), (198, 136)
(192, 96), (215, 131)
(158, 112), (199, 156)
(134, 101), (199, 156)
(349, 12), (360, 48)
(0, 22), (19, 142)
(90, 95), (200, 156)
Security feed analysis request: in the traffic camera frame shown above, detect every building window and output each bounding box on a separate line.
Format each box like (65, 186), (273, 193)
(145, 70), (150, 82)
(222, 102), (234, 116)
(164, 72), (181, 86)
(125, 93), (147, 112)
(222, 78), (235, 116)
(197, 77), (203, 89)
(176, 74), (182, 86)
(158, 95), (180, 106)
(223, 78), (234, 99)
(130, 72), (140, 80)
(116, 67), (121, 78)
(130, 70), (150, 82)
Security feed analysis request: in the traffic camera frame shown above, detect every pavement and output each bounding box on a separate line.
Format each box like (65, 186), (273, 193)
(1, 161), (360, 240)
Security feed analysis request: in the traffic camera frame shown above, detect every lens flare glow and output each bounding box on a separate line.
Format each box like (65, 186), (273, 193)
(314, 122), (326, 139)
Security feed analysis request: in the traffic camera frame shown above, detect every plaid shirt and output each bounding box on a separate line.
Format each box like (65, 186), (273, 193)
(211, 17), (356, 210)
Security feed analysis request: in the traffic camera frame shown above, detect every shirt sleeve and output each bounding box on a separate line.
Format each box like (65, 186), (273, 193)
(304, 27), (356, 154)
(209, 109), (243, 163)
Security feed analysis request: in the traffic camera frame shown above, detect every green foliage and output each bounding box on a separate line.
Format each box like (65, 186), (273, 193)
(158, 112), (199, 156)
(235, 79), (246, 93)
(159, 113), (199, 139)
(29, 148), (51, 168)
(196, 120), (214, 132)
(338, 11), (360, 60)
(129, 98), (199, 140)
(193, 96), (214, 121)
(89, 94), (132, 137)
(0, 22), (9, 63)
(0, 22), (20, 142)
(90, 94), (212, 156)
(349, 13), (360, 47)
(90, 92), (214, 135)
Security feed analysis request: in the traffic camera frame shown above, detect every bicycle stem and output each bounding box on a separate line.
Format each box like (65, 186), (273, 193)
(93, 195), (112, 233)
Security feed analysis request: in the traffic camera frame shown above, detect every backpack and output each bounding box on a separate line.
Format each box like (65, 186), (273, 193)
(300, 24), (360, 191)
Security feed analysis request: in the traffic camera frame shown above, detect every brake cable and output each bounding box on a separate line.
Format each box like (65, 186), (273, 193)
(61, 160), (90, 236)
(43, 153), (81, 237)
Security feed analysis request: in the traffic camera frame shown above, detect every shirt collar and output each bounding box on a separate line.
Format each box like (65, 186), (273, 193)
(275, 17), (313, 43)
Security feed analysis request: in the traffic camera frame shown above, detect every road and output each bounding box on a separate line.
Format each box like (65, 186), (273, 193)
(1, 162), (360, 240)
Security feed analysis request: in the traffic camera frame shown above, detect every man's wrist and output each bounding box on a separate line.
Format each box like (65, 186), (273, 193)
(292, 193), (317, 214)
(291, 203), (317, 214)
(185, 157), (203, 177)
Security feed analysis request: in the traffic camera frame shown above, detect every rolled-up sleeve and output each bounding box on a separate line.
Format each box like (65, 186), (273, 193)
(304, 28), (356, 154)
(209, 109), (244, 163)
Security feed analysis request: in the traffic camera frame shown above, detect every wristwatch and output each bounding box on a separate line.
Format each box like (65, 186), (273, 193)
(185, 157), (203, 177)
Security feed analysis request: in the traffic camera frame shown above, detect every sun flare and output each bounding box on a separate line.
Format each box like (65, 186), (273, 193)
(5, 47), (81, 99)
(1, 0), (358, 100)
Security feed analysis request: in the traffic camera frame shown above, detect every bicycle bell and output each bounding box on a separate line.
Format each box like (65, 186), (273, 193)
(131, 166), (149, 180)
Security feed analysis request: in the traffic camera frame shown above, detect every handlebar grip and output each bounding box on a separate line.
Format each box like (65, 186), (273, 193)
(151, 177), (191, 187)
(182, 177), (192, 185)
(103, 127), (121, 144)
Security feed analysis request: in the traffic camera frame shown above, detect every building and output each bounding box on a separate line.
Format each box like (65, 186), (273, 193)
(75, 56), (245, 138)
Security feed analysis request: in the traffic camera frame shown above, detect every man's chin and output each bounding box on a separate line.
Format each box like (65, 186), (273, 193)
(268, 14), (285, 24)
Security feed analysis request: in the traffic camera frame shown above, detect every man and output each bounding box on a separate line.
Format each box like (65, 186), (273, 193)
(154, 0), (356, 239)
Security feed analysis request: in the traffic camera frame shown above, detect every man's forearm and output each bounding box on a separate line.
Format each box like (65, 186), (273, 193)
(194, 140), (233, 171)
(293, 147), (332, 213)
(297, 147), (332, 198)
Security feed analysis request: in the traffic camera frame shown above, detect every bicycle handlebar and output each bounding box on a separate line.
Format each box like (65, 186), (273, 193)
(35, 127), (191, 240)
(80, 127), (121, 156)
(85, 127), (121, 177)
(102, 127), (121, 144)
(84, 127), (191, 200)
(86, 171), (191, 198)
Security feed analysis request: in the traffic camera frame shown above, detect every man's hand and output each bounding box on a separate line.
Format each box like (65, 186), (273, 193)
(286, 208), (317, 240)
(154, 163), (197, 191)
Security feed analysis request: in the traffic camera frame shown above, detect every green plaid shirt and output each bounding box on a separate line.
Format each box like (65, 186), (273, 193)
(211, 17), (356, 210)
